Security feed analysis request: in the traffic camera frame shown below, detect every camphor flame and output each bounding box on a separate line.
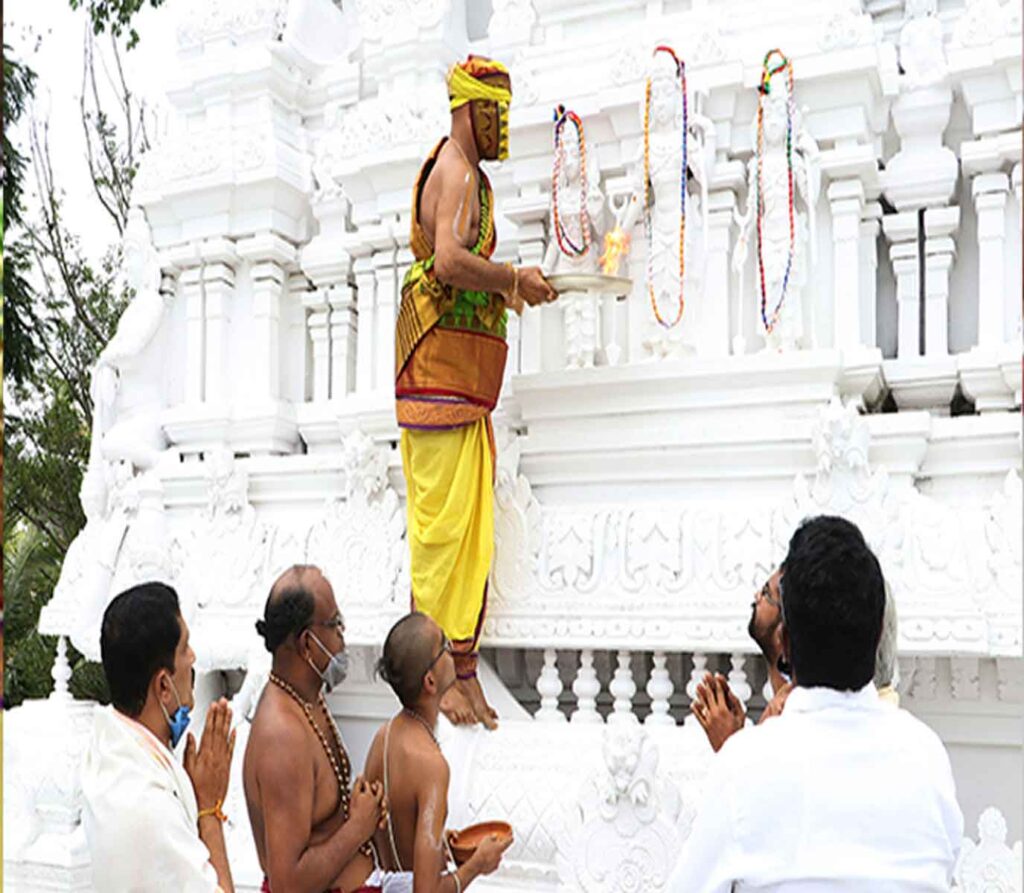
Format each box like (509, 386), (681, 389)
(599, 226), (630, 276)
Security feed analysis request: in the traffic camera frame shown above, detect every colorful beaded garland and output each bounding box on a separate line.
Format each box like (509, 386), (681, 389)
(755, 48), (797, 335)
(551, 105), (590, 258)
(643, 45), (688, 329)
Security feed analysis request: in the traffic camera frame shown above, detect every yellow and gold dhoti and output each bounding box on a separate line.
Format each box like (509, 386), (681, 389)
(395, 135), (506, 677)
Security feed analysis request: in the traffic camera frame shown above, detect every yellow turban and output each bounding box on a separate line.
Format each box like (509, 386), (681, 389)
(447, 56), (512, 111)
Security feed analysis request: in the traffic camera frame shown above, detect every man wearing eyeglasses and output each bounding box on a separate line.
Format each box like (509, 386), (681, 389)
(363, 612), (512, 892)
(669, 516), (962, 891)
(691, 569), (795, 750)
(244, 565), (387, 893)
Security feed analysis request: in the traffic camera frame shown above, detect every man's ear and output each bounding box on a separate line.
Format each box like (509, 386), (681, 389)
(421, 669), (437, 698)
(151, 668), (170, 706)
(780, 623), (792, 666)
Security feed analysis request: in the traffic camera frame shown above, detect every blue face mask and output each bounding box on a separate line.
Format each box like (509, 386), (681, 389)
(159, 677), (191, 748)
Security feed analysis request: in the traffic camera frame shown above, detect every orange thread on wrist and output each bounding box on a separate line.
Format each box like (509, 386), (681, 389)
(198, 799), (228, 824)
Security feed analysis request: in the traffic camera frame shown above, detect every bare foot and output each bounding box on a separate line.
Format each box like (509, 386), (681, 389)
(459, 677), (498, 730)
(440, 684), (476, 726)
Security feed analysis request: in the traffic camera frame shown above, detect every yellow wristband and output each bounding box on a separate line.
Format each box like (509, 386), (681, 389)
(198, 800), (228, 824)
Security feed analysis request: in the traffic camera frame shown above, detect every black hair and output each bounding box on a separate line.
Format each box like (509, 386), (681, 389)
(781, 515), (885, 691)
(100, 582), (182, 717)
(376, 612), (436, 708)
(256, 565), (316, 653)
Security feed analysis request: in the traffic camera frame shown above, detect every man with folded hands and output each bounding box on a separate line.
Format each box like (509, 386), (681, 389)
(670, 515), (962, 891)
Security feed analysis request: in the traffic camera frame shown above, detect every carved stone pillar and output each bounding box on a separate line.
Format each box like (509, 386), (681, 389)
(353, 252), (377, 394)
(923, 206), (958, 358)
(959, 167), (1017, 411)
(329, 285), (358, 400)
(829, 179), (867, 350)
(973, 172), (1010, 350)
(704, 189), (736, 357)
(202, 260), (237, 407)
(302, 193), (357, 402)
(503, 190), (549, 374)
(304, 294), (332, 403)
(374, 245), (399, 396)
(883, 212), (920, 359)
(237, 232), (297, 403)
(181, 265), (206, 403)
(859, 202), (882, 350)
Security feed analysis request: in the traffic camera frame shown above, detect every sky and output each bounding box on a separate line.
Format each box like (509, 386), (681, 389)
(6, 0), (179, 265)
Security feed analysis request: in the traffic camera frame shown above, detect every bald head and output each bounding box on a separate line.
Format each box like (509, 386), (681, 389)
(377, 612), (442, 708)
(256, 565), (328, 653)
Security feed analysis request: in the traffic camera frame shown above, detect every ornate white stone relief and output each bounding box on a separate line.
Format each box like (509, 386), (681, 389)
(305, 432), (407, 637)
(487, 399), (1021, 653)
(350, 0), (449, 44)
(176, 0), (288, 49)
(556, 726), (685, 891)
(954, 807), (1023, 893)
(819, 1), (876, 51)
(489, 0), (538, 43)
(952, 0), (1015, 48)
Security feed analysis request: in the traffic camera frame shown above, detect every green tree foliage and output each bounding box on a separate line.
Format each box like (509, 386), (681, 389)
(69, 0), (166, 49)
(3, 49), (40, 387)
(3, 26), (149, 708)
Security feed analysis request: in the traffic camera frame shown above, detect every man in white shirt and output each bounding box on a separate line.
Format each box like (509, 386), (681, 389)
(82, 582), (236, 892)
(669, 515), (963, 892)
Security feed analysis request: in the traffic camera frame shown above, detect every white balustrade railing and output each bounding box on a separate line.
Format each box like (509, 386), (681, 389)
(492, 647), (778, 726)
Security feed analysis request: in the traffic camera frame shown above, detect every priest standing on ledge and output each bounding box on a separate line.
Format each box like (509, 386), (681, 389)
(395, 54), (557, 729)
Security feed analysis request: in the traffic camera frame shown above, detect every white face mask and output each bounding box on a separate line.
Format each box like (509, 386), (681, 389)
(306, 631), (349, 692)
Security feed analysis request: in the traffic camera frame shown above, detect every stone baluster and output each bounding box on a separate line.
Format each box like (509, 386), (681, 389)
(536, 649), (566, 722)
(728, 653), (753, 716)
(859, 202), (882, 349)
(608, 650), (638, 725)
(571, 649), (602, 724)
(704, 189), (737, 357)
(181, 264), (206, 402)
(304, 291), (332, 403)
(922, 207), (958, 358)
(373, 246), (399, 395)
(684, 652), (708, 725)
(973, 173), (1010, 351)
(352, 250), (377, 394)
(882, 213), (921, 358)
(52, 636), (71, 700)
(645, 651), (675, 726)
(830, 179), (867, 350)
(762, 676), (774, 704)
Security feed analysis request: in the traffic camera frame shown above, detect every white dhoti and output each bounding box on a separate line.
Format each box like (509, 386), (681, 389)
(366, 869), (414, 893)
(81, 705), (222, 892)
